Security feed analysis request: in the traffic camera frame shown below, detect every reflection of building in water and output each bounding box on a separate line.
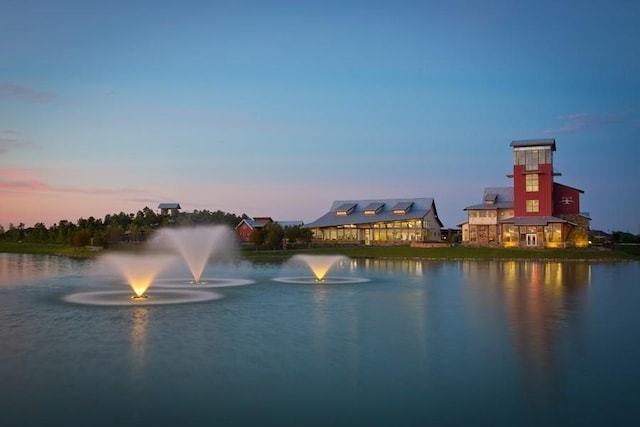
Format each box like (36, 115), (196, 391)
(352, 258), (449, 276)
(467, 261), (592, 403)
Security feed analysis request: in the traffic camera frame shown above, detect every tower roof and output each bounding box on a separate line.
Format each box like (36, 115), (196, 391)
(510, 138), (556, 151)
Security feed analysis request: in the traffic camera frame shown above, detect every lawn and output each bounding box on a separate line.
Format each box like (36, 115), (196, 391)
(1, 241), (637, 261)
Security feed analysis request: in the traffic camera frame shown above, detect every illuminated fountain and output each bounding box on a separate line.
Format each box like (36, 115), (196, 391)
(63, 253), (223, 306)
(153, 225), (236, 284)
(101, 253), (175, 298)
(272, 254), (369, 284)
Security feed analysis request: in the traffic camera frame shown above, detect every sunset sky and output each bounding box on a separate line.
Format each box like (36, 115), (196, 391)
(1, 0), (639, 232)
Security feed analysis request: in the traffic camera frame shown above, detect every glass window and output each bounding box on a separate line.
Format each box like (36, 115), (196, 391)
(525, 174), (539, 192)
(526, 200), (539, 212)
(525, 150), (539, 170)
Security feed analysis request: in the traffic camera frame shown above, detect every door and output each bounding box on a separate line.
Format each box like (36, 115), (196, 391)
(526, 233), (537, 247)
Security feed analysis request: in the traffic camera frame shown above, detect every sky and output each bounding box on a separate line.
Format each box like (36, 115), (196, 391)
(1, 0), (639, 233)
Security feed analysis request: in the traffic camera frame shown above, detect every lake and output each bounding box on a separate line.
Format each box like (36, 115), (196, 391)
(1, 253), (639, 426)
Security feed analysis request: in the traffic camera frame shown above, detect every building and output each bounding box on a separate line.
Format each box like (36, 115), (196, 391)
(158, 203), (181, 218)
(236, 217), (273, 243)
(305, 198), (443, 245)
(235, 217), (304, 243)
(462, 187), (514, 246)
(461, 139), (590, 248)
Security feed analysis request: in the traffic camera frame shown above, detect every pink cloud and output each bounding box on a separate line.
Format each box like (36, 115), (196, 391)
(0, 82), (64, 104)
(0, 166), (150, 196)
(544, 112), (625, 135)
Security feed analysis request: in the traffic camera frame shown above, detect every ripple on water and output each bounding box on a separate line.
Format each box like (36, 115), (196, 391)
(62, 289), (223, 306)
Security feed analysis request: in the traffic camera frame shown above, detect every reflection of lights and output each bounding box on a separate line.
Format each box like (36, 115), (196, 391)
(131, 294), (148, 300)
(131, 307), (149, 373)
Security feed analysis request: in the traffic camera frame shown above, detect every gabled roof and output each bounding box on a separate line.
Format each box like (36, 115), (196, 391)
(305, 198), (443, 228)
(464, 187), (514, 210)
(236, 217), (302, 229)
(235, 217), (272, 229)
(554, 182), (584, 194)
(510, 138), (556, 151)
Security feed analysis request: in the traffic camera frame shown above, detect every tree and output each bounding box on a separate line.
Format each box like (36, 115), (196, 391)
(284, 225), (312, 247)
(249, 227), (265, 248)
(25, 223), (49, 243)
(263, 222), (284, 250)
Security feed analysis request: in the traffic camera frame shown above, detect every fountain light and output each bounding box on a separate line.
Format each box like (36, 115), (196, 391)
(101, 253), (176, 299)
(292, 254), (348, 281)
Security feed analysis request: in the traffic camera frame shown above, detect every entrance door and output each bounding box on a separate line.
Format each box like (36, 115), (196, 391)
(526, 233), (537, 247)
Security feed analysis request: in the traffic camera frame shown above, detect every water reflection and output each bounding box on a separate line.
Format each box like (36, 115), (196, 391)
(461, 261), (591, 403)
(352, 258), (448, 276)
(130, 307), (150, 374)
(0, 253), (89, 286)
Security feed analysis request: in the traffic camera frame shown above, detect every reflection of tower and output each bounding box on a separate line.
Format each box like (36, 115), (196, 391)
(502, 262), (591, 402)
(130, 307), (150, 374)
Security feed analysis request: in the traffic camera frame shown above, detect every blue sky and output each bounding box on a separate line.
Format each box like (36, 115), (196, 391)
(1, 0), (639, 232)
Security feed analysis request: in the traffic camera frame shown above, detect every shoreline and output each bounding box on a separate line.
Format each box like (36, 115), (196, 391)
(4, 242), (637, 262)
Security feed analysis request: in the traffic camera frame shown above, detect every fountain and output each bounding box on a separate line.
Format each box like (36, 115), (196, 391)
(152, 225), (236, 284)
(102, 253), (176, 298)
(294, 254), (347, 281)
(272, 254), (369, 284)
(63, 252), (224, 306)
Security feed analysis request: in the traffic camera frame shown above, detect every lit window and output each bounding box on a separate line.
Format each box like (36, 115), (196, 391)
(526, 200), (539, 213)
(525, 174), (539, 192)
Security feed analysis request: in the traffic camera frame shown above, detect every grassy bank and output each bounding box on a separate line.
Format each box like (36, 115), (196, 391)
(0, 242), (102, 257)
(2, 241), (637, 261)
(241, 245), (638, 262)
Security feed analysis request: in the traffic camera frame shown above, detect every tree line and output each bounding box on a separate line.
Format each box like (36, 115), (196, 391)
(0, 207), (239, 247)
(0, 207), (313, 250)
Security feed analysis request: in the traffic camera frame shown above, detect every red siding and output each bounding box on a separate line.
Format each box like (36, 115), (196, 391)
(553, 184), (581, 215)
(512, 163), (554, 216)
(237, 223), (253, 243)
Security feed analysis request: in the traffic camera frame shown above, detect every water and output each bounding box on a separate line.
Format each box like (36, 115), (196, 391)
(1, 253), (639, 426)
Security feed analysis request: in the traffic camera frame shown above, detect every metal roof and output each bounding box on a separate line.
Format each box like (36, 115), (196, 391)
(391, 201), (414, 213)
(305, 198), (442, 228)
(510, 138), (556, 151)
(464, 187), (514, 210)
(500, 216), (568, 226)
(363, 202), (385, 212)
(158, 203), (181, 209)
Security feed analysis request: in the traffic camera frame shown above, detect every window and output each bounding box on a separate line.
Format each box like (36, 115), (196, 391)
(526, 200), (539, 213)
(525, 174), (539, 192)
(525, 150), (539, 170)
(515, 147), (551, 167)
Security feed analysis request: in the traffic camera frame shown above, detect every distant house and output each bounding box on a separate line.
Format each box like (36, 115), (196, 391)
(305, 198), (443, 245)
(235, 217), (304, 243)
(158, 203), (181, 218)
(460, 139), (590, 248)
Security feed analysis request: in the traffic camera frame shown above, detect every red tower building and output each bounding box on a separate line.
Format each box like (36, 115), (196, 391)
(461, 139), (590, 248)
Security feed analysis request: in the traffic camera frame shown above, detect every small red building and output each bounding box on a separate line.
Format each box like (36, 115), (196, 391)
(235, 217), (273, 243)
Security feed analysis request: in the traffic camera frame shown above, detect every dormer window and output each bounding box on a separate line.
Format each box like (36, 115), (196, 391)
(484, 193), (498, 205)
(335, 203), (356, 216)
(363, 202), (384, 215)
(392, 201), (413, 215)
